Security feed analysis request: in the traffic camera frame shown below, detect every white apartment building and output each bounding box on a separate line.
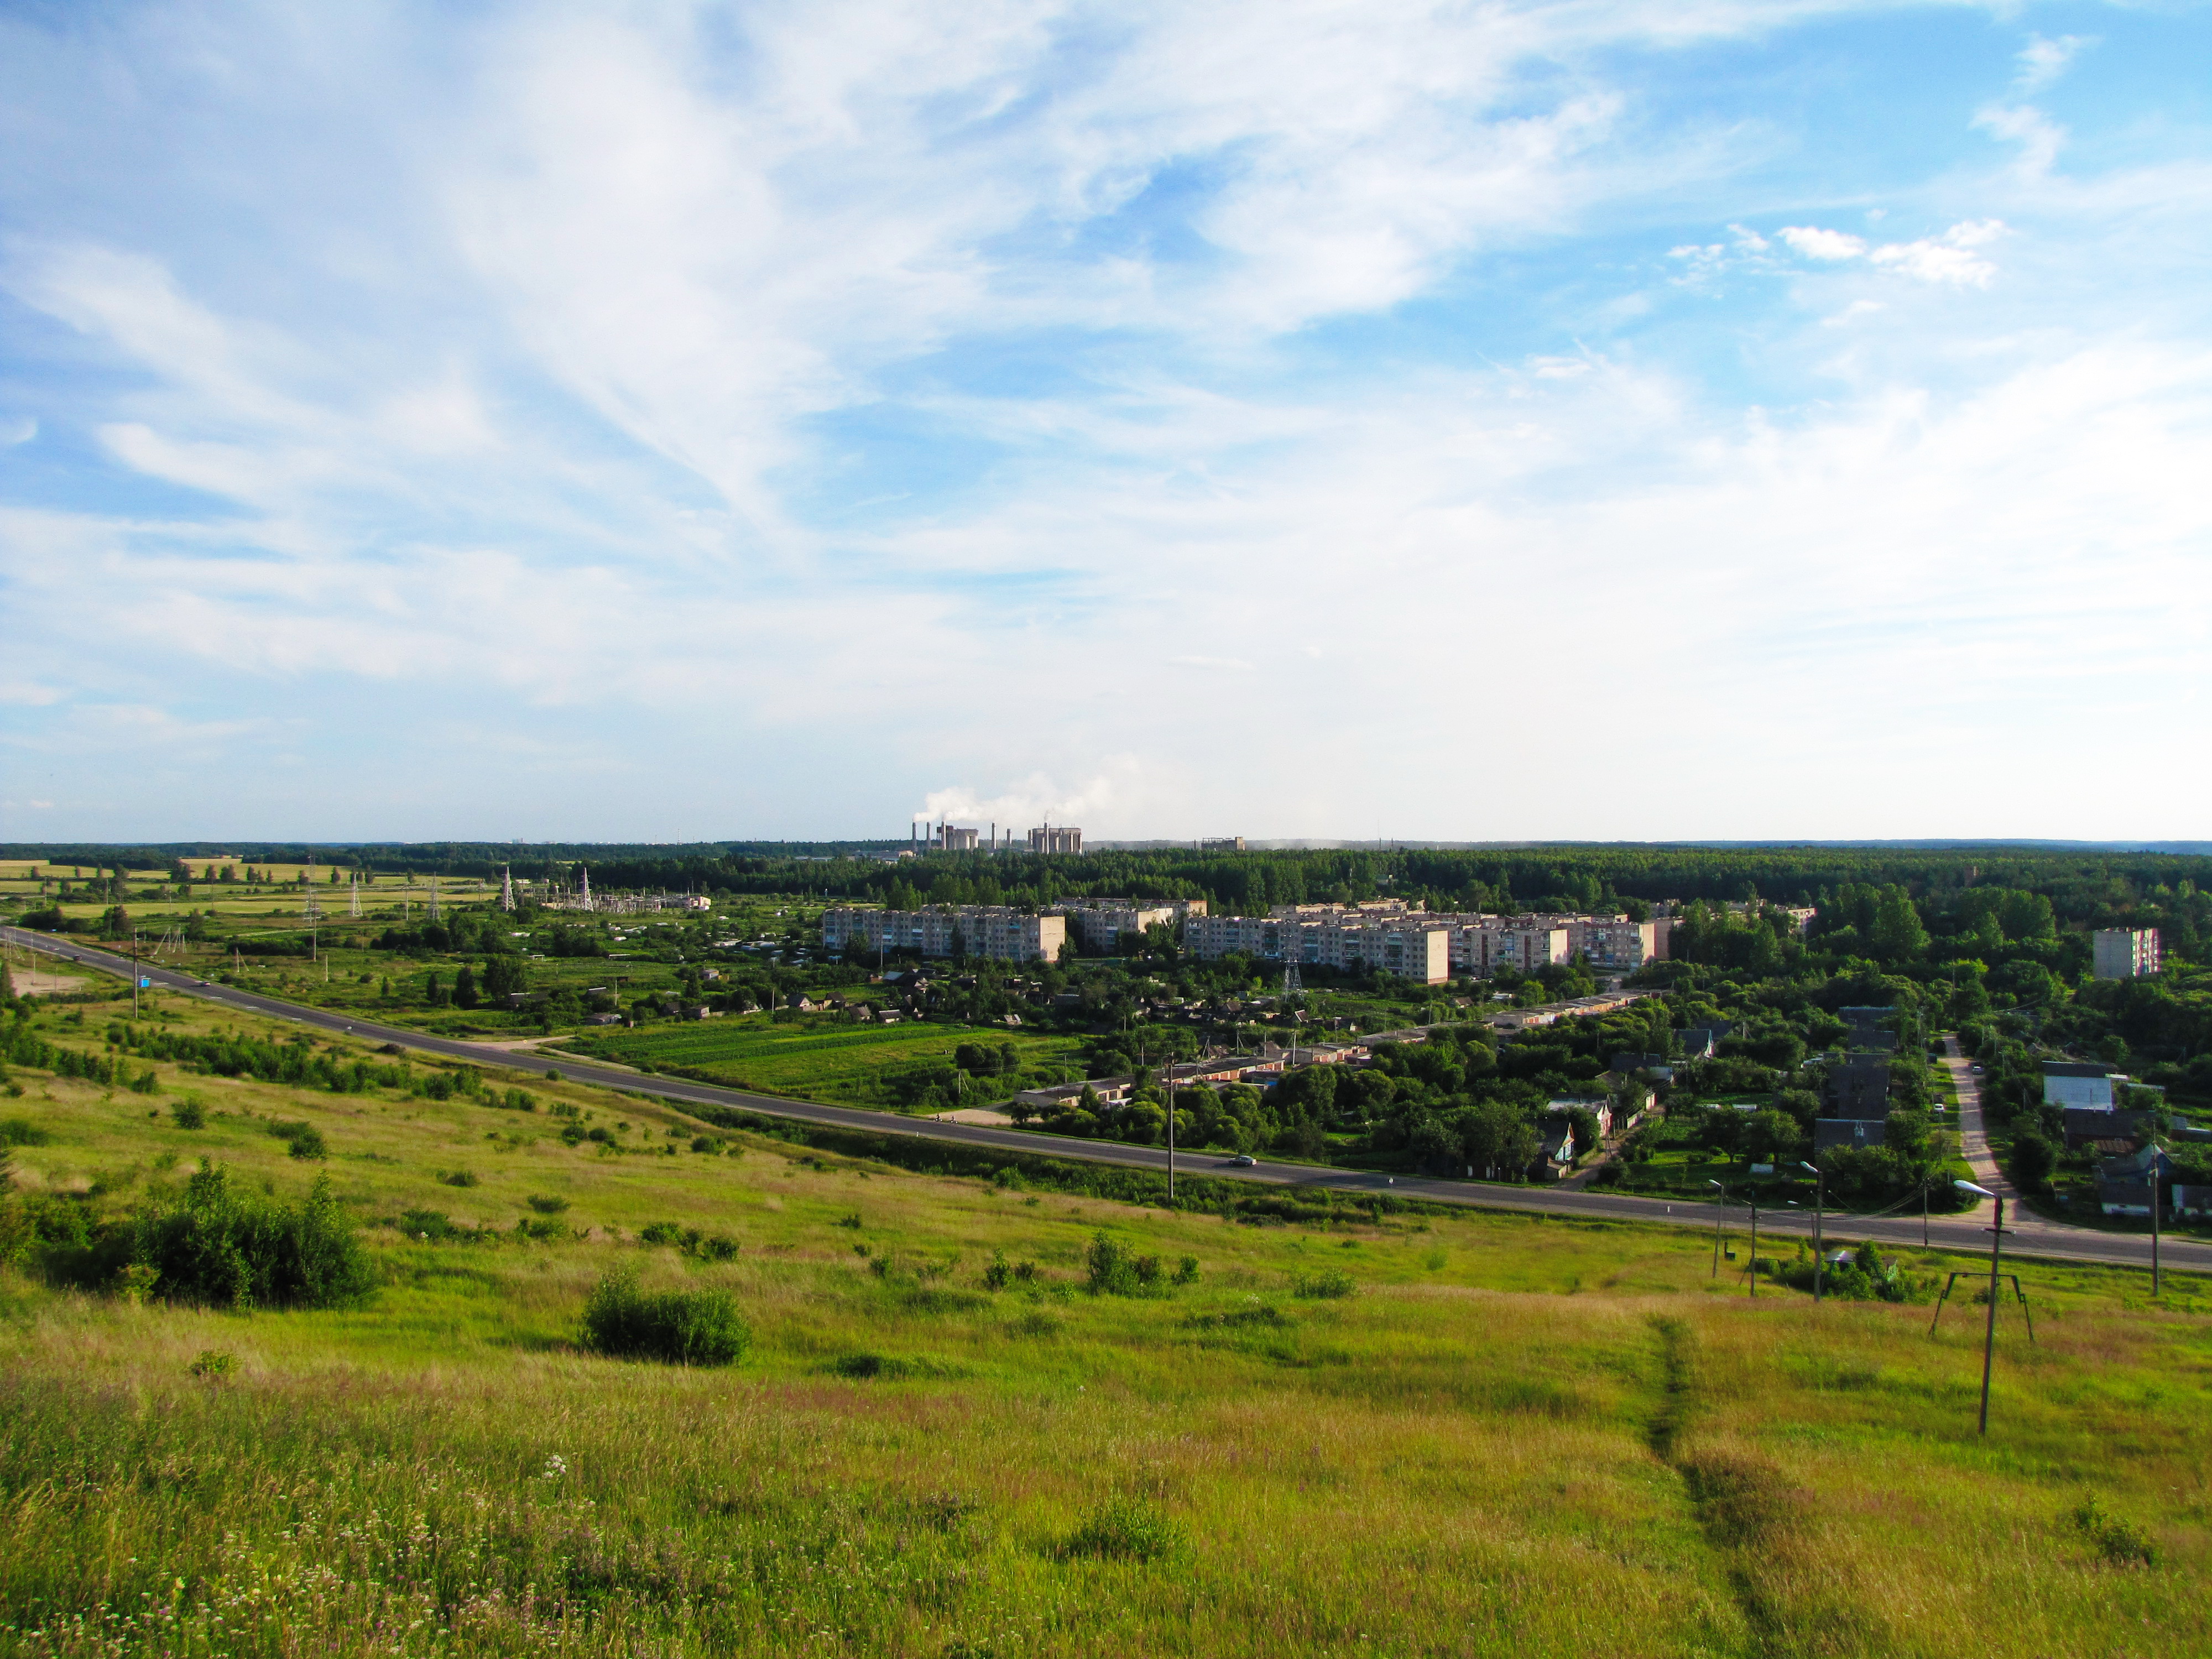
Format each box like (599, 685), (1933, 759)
(1184, 906), (1665, 980)
(1050, 897), (1209, 952)
(822, 906), (1067, 963)
(1181, 912), (1450, 983)
(2093, 928), (2161, 980)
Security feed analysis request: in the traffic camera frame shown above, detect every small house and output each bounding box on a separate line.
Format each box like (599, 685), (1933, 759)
(2062, 1107), (2151, 1150)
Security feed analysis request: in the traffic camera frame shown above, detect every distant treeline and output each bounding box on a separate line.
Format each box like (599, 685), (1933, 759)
(8, 842), (2209, 938)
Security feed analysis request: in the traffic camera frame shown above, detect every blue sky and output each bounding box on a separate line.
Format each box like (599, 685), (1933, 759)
(2, 0), (2208, 842)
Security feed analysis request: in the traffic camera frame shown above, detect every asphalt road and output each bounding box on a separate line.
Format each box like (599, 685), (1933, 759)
(9, 926), (2208, 1279)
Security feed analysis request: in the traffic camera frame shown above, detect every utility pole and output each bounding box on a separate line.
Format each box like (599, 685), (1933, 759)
(1800, 1160), (1827, 1302)
(1708, 1180), (1726, 1276)
(2152, 1145), (2163, 1298)
(1159, 1066), (1177, 1212)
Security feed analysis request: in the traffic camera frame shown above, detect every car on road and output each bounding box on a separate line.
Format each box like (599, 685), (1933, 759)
(1969, 1064), (1983, 1073)
(1230, 1154), (1257, 1166)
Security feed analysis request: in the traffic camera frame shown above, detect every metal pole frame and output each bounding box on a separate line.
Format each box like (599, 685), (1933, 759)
(1929, 1271), (2033, 1344)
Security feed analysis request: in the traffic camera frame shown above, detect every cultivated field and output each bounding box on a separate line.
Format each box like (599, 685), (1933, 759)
(551, 1018), (1087, 1107)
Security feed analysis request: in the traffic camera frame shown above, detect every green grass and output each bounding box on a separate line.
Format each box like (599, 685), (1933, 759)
(3, 985), (2211, 1656)
(551, 1016), (1087, 1107)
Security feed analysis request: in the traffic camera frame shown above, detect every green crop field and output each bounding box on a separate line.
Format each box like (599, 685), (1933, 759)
(3, 969), (2211, 1657)
(553, 1016), (1088, 1107)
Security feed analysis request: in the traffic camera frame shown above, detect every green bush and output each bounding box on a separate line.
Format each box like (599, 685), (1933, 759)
(2070, 1497), (2156, 1566)
(581, 1270), (750, 1366)
(439, 1169), (478, 1188)
(1, 1118), (53, 1147)
(1062, 1496), (1187, 1563)
(170, 1099), (206, 1130)
(1086, 1233), (1166, 1295)
(133, 1163), (375, 1311)
(526, 1193), (570, 1214)
(1292, 1268), (1357, 1300)
(265, 1119), (327, 1161)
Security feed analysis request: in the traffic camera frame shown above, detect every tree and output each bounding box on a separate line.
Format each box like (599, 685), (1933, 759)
(1696, 1108), (1746, 1164)
(452, 965), (479, 1009)
(1458, 1100), (1538, 1180)
(1744, 1109), (1803, 1166)
(1869, 886), (1929, 962)
(2007, 1127), (2057, 1192)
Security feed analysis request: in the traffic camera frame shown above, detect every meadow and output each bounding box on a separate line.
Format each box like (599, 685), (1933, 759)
(550, 1018), (1087, 1108)
(2, 970), (2210, 1657)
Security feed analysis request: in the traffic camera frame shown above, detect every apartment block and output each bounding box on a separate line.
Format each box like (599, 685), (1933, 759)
(822, 906), (1066, 963)
(1049, 896), (1209, 952)
(1182, 904), (1665, 983)
(1181, 912), (1449, 983)
(2093, 928), (2161, 980)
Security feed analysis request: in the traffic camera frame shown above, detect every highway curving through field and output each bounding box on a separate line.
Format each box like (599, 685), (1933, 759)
(8, 926), (2207, 1279)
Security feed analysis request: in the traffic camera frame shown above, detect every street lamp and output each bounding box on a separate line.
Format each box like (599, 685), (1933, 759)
(1707, 1180), (1726, 1278)
(1955, 1179), (2005, 1436)
(1799, 1161), (1826, 1302)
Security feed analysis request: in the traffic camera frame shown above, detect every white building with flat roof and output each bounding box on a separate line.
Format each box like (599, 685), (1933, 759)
(822, 906), (1066, 963)
(2093, 928), (2161, 980)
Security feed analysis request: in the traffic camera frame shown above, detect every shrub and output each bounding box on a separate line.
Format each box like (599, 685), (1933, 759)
(1062, 1496), (1187, 1563)
(580, 1270), (749, 1366)
(2070, 1497), (2157, 1567)
(133, 1164), (375, 1311)
(1293, 1269), (1357, 1300)
(831, 1352), (958, 1380)
(1172, 1254), (1200, 1286)
(170, 1099), (206, 1130)
(1, 1118), (54, 1146)
(639, 1220), (686, 1246)
(188, 1349), (236, 1380)
(526, 1194), (570, 1214)
(1086, 1234), (1166, 1295)
(265, 1119), (327, 1161)
(400, 1209), (457, 1240)
(983, 1250), (1012, 1291)
(439, 1169), (478, 1188)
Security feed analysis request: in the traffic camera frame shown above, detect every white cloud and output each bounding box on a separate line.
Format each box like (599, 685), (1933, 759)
(1868, 220), (2004, 287)
(2014, 34), (2092, 95)
(1779, 225), (1867, 261)
(1974, 103), (2067, 178)
(917, 765), (1152, 833)
(1777, 219), (2003, 286)
(0, 2), (2205, 838)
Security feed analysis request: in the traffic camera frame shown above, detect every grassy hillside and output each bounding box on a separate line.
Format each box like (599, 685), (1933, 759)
(1, 978), (2209, 1658)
